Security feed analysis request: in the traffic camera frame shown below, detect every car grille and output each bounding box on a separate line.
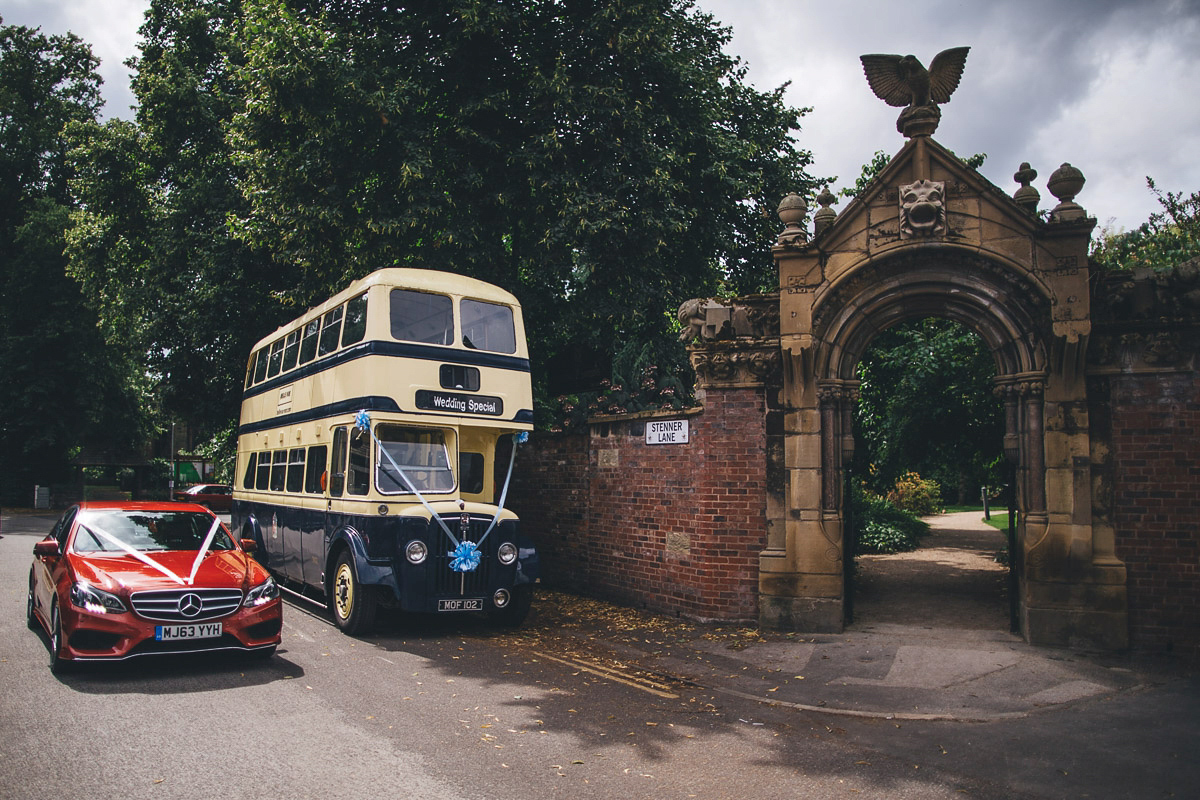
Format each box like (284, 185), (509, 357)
(130, 588), (244, 621)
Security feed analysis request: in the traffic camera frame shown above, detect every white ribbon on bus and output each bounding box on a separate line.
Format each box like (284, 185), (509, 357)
(354, 410), (526, 570)
(79, 515), (223, 587)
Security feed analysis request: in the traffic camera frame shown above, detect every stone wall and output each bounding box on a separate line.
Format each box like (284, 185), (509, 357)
(510, 388), (768, 622)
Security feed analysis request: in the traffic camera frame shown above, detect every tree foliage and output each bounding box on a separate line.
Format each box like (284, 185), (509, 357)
(60, 0), (820, 448)
(66, 0), (282, 446)
(0, 20), (144, 503)
(853, 318), (1003, 504)
(224, 0), (819, 398)
(1091, 178), (1200, 272)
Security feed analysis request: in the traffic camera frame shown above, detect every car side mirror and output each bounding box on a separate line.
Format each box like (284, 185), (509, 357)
(240, 538), (258, 553)
(33, 540), (60, 558)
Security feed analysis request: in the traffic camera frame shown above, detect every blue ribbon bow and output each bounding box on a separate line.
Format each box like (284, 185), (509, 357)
(448, 541), (481, 572)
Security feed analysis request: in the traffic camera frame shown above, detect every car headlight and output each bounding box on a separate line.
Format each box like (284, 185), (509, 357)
(405, 540), (428, 564)
(244, 576), (280, 607)
(497, 542), (518, 565)
(70, 582), (127, 614)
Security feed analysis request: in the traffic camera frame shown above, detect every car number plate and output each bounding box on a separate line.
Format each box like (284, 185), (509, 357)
(438, 598), (483, 612)
(156, 622), (222, 641)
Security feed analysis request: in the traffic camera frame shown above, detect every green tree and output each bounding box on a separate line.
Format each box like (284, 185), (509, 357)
(0, 20), (143, 504)
(853, 318), (1003, 505)
(66, 0), (283, 450)
(1091, 178), (1200, 272)
(224, 0), (820, 401)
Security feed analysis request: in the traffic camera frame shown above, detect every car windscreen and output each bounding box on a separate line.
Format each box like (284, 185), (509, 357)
(73, 510), (235, 553)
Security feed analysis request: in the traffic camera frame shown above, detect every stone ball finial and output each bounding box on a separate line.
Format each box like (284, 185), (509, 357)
(1047, 162), (1087, 222)
(813, 187), (838, 236)
(776, 193), (808, 246)
(1012, 162), (1040, 214)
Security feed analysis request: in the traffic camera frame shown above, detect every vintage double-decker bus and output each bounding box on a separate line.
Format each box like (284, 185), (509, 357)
(231, 268), (538, 634)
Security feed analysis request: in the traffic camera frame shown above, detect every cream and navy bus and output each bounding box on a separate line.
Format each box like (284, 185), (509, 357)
(231, 268), (538, 634)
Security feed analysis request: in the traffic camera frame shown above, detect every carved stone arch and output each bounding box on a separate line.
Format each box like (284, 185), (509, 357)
(811, 247), (1051, 382)
(764, 135), (1128, 650)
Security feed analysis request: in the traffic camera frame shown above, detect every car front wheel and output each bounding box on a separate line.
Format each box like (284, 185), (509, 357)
(48, 600), (71, 674)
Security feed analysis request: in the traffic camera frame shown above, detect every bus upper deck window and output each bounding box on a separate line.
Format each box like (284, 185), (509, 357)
(341, 293), (368, 347)
(282, 329), (301, 372)
(253, 347), (270, 384)
(390, 289), (453, 346)
(319, 306), (344, 357)
(245, 353), (258, 388)
(266, 339), (285, 379)
(461, 299), (516, 354)
(299, 317), (320, 364)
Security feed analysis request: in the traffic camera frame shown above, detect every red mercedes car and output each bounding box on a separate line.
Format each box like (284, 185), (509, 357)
(27, 501), (282, 672)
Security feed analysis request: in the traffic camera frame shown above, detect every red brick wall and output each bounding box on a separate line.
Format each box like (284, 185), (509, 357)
(1107, 372), (1200, 660)
(510, 388), (768, 622)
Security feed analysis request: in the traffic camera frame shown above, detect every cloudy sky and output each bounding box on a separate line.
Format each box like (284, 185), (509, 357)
(6, 0), (1198, 231)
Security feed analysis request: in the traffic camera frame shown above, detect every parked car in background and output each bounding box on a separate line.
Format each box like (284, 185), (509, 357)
(174, 483), (233, 512)
(27, 501), (281, 672)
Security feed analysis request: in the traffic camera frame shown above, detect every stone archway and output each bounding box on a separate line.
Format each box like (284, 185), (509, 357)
(763, 135), (1128, 650)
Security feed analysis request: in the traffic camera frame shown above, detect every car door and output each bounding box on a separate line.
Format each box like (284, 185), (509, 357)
(33, 507), (77, 621)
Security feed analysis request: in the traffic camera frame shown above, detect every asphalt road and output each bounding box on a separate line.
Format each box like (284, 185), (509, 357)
(2, 512), (1197, 799)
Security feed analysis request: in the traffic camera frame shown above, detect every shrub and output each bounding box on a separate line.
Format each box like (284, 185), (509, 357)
(885, 471), (943, 516)
(851, 484), (929, 555)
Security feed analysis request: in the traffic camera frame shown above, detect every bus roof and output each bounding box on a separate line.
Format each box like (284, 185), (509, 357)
(253, 268), (522, 351)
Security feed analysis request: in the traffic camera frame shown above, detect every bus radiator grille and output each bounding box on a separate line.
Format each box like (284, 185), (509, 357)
(431, 517), (494, 597)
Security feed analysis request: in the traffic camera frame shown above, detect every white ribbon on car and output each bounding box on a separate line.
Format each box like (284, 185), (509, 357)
(186, 517), (223, 585)
(81, 515), (223, 587)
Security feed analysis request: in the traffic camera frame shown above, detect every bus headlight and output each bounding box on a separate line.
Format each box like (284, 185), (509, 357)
(405, 540), (428, 564)
(497, 542), (518, 565)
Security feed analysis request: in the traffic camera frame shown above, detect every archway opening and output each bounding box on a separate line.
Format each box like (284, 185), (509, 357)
(846, 316), (1012, 632)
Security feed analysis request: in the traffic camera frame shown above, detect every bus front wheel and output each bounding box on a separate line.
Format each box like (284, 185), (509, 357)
(331, 551), (377, 635)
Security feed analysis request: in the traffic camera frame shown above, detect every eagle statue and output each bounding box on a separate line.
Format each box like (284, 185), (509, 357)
(860, 47), (970, 136)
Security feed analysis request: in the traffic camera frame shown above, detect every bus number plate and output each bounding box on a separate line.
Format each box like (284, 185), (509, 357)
(438, 598), (483, 612)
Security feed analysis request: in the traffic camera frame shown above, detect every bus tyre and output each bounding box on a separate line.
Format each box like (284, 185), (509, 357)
(331, 551), (377, 635)
(489, 585), (533, 628)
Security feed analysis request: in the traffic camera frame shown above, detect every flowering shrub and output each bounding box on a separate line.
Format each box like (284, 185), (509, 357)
(885, 471), (943, 516)
(851, 484), (929, 555)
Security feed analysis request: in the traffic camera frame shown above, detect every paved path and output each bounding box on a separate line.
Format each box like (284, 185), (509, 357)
(650, 512), (1162, 720)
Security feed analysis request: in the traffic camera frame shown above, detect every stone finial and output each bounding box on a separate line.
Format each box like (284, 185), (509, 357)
(813, 187), (838, 236)
(1012, 162), (1040, 214)
(1047, 162), (1088, 222)
(776, 193), (808, 246)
